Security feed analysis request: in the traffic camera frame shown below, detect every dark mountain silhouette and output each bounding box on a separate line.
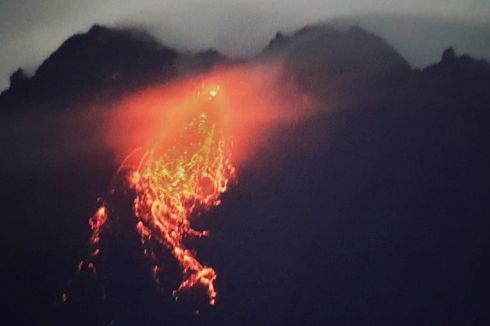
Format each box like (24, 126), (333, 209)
(0, 25), (226, 114)
(1, 23), (490, 326)
(325, 13), (490, 68)
(261, 25), (411, 107)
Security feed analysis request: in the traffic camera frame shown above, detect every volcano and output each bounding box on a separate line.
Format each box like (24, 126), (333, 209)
(1, 23), (490, 326)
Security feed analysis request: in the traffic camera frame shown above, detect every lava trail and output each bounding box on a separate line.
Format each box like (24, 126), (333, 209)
(81, 83), (234, 305)
(71, 64), (311, 306)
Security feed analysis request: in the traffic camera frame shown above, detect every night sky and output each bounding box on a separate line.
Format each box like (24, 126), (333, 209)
(1, 0), (489, 90)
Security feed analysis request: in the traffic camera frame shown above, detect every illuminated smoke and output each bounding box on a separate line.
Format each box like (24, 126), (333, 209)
(129, 84), (234, 304)
(83, 84), (233, 305)
(67, 63), (312, 307)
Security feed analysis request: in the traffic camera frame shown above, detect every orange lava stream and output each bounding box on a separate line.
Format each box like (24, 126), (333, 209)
(88, 204), (108, 257)
(83, 84), (234, 305)
(129, 85), (234, 304)
(74, 203), (108, 276)
(72, 64), (310, 306)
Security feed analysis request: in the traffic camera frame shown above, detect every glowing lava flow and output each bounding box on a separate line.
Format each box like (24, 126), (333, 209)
(84, 84), (234, 305)
(129, 84), (234, 305)
(70, 64), (311, 307)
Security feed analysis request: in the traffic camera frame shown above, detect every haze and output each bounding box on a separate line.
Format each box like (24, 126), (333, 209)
(1, 0), (489, 91)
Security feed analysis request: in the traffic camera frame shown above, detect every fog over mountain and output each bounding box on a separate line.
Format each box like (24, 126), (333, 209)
(328, 14), (490, 68)
(1, 0), (489, 90)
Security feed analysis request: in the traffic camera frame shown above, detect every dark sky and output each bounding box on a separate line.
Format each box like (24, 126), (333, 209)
(1, 0), (489, 91)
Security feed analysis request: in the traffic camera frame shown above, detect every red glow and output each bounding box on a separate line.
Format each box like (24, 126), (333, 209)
(76, 63), (312, 306)
(106, 64), (311, 169)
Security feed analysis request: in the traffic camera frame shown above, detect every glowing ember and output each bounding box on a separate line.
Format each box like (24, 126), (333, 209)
(70, 64), (311, 307)
(82, 83), (234, 305)
(129, 84), (233, 304)
(89, 204), (108, 250)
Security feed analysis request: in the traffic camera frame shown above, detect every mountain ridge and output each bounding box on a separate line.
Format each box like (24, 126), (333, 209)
(2, 23), (488, 115)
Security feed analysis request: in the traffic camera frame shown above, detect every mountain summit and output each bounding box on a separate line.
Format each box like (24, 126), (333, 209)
(0, 25), (224, 113)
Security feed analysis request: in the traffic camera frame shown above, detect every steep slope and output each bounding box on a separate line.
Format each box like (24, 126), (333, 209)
(0, 25), (227, 113)
(261, 25), (411, 108)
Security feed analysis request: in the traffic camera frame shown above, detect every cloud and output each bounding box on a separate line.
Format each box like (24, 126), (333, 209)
(0, 0), (489, 91)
